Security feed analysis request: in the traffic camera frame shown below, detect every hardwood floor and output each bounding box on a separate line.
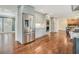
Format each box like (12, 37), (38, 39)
(15, 31), (73, 54)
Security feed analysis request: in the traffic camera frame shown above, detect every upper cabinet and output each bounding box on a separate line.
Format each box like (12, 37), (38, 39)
(67, 19), (79, 25)
(23, 5), (35, 15)
(34, 11), (46, 29)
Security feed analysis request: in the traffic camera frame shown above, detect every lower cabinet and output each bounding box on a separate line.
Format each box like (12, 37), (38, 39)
(73, 38), (79, 54)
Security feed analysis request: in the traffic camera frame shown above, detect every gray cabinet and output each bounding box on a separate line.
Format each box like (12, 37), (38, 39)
(73, 38), (79, 54)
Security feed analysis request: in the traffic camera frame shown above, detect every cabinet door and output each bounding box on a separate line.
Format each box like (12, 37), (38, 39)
(0, 18), (2, 32)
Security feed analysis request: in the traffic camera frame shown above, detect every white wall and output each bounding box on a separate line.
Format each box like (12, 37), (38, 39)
(58, 18), (67, 31)
(0, 5), (17, 17)
(53, 18), (59, 32)
(50, 17), (67, 32)
(16, 6), (23, 44)
(0, 5), (17, 42)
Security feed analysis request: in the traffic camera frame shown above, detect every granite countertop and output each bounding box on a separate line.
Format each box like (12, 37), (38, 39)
(69, 31), (79, 39)
(73, 29), (79, 33)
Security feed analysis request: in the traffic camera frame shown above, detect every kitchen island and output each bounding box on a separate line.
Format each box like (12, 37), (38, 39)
(69, 28), (79, 54)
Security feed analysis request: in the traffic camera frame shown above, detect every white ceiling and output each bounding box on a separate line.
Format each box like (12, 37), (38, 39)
(33, 5), (73, 18)
(0, 5), (75, 18)
(0, 5), (17, 12)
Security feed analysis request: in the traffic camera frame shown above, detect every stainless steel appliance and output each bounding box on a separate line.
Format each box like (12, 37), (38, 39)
(22, 13), (35, 44)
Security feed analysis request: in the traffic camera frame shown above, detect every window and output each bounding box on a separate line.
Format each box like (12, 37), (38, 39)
(12, 18), (15, 31)
(0, 17), (15, 32)
(0, 18), (2, 32)
(4, 18), (12, 32)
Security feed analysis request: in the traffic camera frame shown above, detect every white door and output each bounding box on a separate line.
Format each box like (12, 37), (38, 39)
(53, 18), (59, 32)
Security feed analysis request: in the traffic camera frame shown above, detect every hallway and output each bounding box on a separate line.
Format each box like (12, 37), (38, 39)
(15, 31), (73, 54)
